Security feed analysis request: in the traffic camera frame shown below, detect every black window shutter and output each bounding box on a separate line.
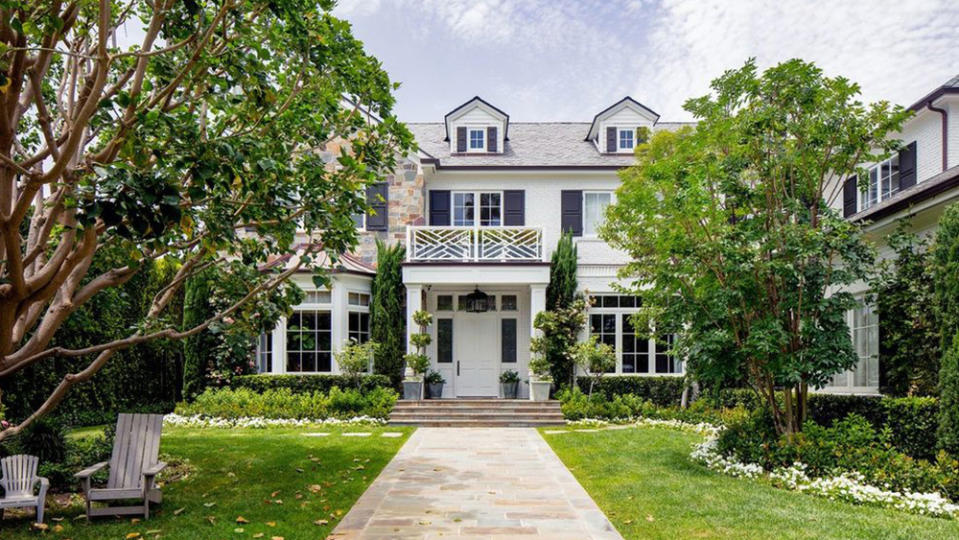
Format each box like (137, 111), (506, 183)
(456, 126), (467, 152)
(487, 126), (497, 153)
(561, 190), (583, 236)
(429, 190), (451, 226)
(843, 175), (858, 218)
(606, 127), (617, 153)
(365, 182), (388, 231)
(503, 190), (525, 226)
(899, 141), (917, 190)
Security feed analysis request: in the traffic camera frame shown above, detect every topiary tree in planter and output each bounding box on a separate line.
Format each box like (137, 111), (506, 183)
(403, 310), (433, 399)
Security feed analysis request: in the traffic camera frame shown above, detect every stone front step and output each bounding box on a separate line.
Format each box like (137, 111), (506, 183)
(389, 399), (565, 427)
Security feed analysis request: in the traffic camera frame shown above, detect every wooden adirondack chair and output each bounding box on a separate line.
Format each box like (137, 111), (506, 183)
(0, 454), (49, 524)
(75, 413), (166, 519)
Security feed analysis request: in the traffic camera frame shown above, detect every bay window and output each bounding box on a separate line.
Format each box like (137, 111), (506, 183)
(286, 310), (332, 372)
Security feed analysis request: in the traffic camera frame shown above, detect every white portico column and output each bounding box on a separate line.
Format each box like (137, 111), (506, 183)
(406, 284), (423, 355)
(529, 284), (547, 339)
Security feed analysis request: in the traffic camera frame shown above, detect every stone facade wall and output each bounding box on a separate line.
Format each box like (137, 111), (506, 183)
(353, 158), (425, 265)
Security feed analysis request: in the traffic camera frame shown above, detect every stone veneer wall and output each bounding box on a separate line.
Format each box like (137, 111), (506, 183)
(353, 158), (425, 265)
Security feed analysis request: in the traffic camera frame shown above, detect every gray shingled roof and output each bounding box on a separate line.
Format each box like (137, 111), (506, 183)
(409, 122), (694, 168)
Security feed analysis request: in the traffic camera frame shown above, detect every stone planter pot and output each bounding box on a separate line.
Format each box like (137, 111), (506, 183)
(529, 380), (552, 401)
(402, 381), (423, 400)
(500, 381), (519, 399)
(428, 383), (444, 399)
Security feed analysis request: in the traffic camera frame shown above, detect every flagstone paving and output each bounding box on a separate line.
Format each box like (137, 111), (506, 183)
(329, 427), (622, 539)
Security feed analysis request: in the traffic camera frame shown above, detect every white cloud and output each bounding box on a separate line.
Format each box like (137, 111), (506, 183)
(336, 0), (959, 121)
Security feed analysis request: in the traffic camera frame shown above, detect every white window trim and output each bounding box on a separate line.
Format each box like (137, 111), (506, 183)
(582, 191), (615, 238)
(451, 190), (504, 227)
(858, 155), (901, 212)
(284, 307), (334, 374)
(587, 300), (684, 376)
(467, 127), (486, 153)
(820, 298), (880, 394)
(618, 128), (635, 152)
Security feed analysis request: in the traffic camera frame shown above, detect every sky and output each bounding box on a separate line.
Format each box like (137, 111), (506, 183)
(333, 0), (959, 122)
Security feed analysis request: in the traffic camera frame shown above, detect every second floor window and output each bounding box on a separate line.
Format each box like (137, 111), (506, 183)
(618, 128), (634, 151)
(583, 191), (612, 236)
(469, 128), (485, 150)
(453, 191), (501, 226)
(861, 155), (900, 211)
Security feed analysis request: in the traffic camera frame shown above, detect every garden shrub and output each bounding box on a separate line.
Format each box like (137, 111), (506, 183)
(575, 376), (686, 407)
(232, 374), (392, 394)
(176, 386), (398, 420)
(557, 387), (748, 426)
(881, 396), (940, 460)
(0, 420), (115, 491)
(939, 334), (959, 455)
(717, 411), (959, 501)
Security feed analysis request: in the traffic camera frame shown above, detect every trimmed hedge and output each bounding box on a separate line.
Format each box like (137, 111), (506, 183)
(231, 374), (392, 395)
(176, 386), (397, 420)
(576, 376), (686, 407)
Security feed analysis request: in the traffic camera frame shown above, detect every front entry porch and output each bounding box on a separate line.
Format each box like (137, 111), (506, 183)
(402, 263), (550, 399)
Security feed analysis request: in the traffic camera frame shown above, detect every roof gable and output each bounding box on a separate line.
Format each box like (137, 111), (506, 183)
(585, 97), (660, 141)
(443, 96), (510, 141)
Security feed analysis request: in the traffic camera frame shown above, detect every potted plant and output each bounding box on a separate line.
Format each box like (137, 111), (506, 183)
(526, 355), (553, 401)
(499, 370), (521, 399)
(425, 370), (446, 399)
(402, 310), (433, 400)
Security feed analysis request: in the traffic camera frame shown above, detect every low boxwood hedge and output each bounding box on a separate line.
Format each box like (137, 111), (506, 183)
(575, 376), (686, 407)
(231, 374), (392, 395)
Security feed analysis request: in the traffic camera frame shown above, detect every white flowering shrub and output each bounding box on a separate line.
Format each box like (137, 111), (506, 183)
(164, 413), (386, 429)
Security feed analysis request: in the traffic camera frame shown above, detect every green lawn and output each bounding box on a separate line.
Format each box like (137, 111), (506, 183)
(543, 426), (959, 540)
(0, 425), (412, 540)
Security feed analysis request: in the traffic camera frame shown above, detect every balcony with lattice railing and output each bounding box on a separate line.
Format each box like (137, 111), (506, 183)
(406, 226), (544, 262)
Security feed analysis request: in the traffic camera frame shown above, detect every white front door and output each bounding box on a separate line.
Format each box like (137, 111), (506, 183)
(455, 314), (499, 397)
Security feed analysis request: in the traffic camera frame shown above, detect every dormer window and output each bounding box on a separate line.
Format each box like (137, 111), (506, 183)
(469, 128), (486, 151)
(618, 129), (634, 151)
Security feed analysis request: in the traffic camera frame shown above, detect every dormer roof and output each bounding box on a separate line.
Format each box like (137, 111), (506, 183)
(443, 96), (510, 141)
(584, 96), (660, 141)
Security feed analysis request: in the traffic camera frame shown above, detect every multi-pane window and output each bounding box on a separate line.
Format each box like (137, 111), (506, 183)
(621, 316), (649, 374)
(304, 290), (331, 304)
(583, 192), (612, 236)
(348, 312), (370, 344)
(469, 129), (485, 150)
(286, 310), (332, 372)
(618, 128), (634, 150)
(256, 332), (272, 373)
(500, 295), (518, 311)
(588, 297), (682, 376)
(453, 192), (475, 226)
(348, 292), (370, 307)
(860, 155), (900, 210)
(452, 191), (501, 227)
(828, 302), (879, 391)
(480, 193), (502, 226)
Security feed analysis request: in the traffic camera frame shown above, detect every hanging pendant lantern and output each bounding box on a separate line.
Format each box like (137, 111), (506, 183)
(465, 287), (490, 313)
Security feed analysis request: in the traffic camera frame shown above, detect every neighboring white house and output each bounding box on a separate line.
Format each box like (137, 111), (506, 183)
(258, 74), (959, 397)
(825, 74), (959, 394)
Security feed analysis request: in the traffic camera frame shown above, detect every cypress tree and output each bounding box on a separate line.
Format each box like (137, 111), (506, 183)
(547, 233), (578, 310)
(182, 269), (218, 399)
(935, 204), (959, 453)
(370, 240), (407, 388)
(938, 333), (959, 454)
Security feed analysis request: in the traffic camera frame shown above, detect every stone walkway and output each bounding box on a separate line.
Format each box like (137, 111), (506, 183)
(329, 427), (622, 539)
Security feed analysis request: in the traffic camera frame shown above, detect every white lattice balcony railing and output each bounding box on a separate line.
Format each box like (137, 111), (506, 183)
(406, 226), (544, 262)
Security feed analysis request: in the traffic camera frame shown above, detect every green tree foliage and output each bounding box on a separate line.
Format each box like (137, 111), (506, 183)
(1, 255), (183, 424)
(938, 333), (959, 454)
(547, 233), (578, 310)
(934, 204), (959, 350)
(531, 296), (588, 388)
(0, 1), (412, 437)
(370, 240), (407, 388)
(603, 59), (909, 436)
(182, 269), (218, 400)
(870, 222), (940, 396)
